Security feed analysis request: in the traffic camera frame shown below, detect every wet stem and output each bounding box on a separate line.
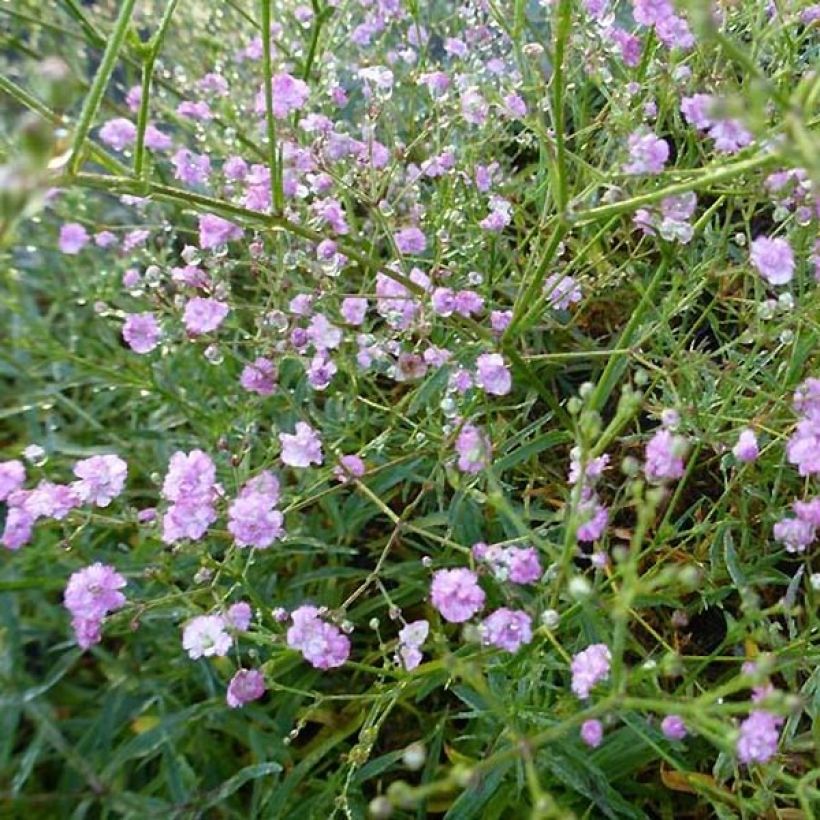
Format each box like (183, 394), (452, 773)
(260, 0), (284, 213)
(133, 0), (180, 179)
(67, 0), (138, 174)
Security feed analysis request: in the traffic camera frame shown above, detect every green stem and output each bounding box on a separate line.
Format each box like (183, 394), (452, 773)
(574, 152), (778, 226)
(134, 0), (179, 179)
(260, 0), (283, 213)
(68, 0), (138, 174)
(551, 0), (572, 214)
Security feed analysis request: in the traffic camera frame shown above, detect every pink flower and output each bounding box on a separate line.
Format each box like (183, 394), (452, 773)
(59, 223), (89, 254)
(226, 601), (253, 631)
(228, 479), (284, 549)
(183, 297), (229, 334)
(341, 297), (368, 325)
(144, 124), (172, 151)
(279, 422), (323, 467)
(750, 236), (795, 286)
(732, 429), (759, 463)
(624, 131), (669, 175)
(479, 608), (532, 652)
(661, 715), (687, 740)
(2, 507), (33, 550)
(255, 73), (310, 118)
(182, 614), (231, 659)
(544, 274), (582, 309)
(0, 460), (25, 502)
(580, 719), (604, 748)
(307, 314), (342, 351)
(644, 428), (687, 482)
(162, 450), (216, 502)
(396, 620), (429, 671)
(286, 606), (350, 669)
(772, 515), (815, 553)
(226, 669), (266, 708)
(576, 495), (609, 542)
(570, 643), (611, 699)
(430, 568), (485, 623)
(461, 88), (488, 125)
(333, 455), (365, 483)
(198, 214), (243, 249)
(64, 563), (127, 649)
(122, 313), (161, 354)
(99, 118), (136, 150)
(22, 480), (79, 520)
(475, 353), (512, 396)
(172, 148), (211, 186)
(786, 418), (820, 476)
(455, 424), (491, 474)
(72, 454), (127, 507)
(737, 710), (783, 764)
(177, 100), (213, 120)
(394, 227), (427, 255)
(240, 357), (277, 396)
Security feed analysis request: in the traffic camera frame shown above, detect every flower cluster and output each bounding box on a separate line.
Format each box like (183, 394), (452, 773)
(286, 606), (351, 669)
(64, 563), (127, 650)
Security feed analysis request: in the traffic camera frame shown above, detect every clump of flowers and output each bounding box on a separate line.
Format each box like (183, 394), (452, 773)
(64, 563), (127, 650)
(286, 606), (351, 669)
(430, 568), (485, 623)
(479, 608), (533, 653)
(570, 643), (611, 699)
(182, 614), (232, 659)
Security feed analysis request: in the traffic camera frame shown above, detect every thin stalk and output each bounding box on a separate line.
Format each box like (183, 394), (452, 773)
(260, 0), (283, 212)
(134, 0), (179, 178)
(551, 0), (572, 214)
(68, 0), (138, 174)
(574, 152), (779, 226)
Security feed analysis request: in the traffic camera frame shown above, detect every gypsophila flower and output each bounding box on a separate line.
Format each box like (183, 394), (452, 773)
(644, 428), (687, 482)
(454, 424), (491, 474)
(226, 669), (266, 708)
(183, 297), (229, 335)
(0, 460), (25, 502)
(64, 563), (126, 650)
(732, 429), (759, 463)
(624, 131), (669, 175)
(279, 422), (323, 468)
(286, 606), (350, 669)
(394, 226), (426, 255)
(198, 214), (243, 249)
(661, 715), (687, 740)
(122, 313), (161, 354)
(333, 454), (365, 483)
(430, 568), (485, 623)
(228, 473), (284, 548)
(182, 614), (232, 659)
(397, 619), (429, 671)
(475, 353), (512, 396)
(240, 357), (276, 396)
(72, 454), (127, 507)
(59, 223), (89, 254)
(226, 601), (253, 632)
(99, 118), (136, 150)
(479, 608), (533, 652)
(737, 710), (783, 765)
(2, 507), (33, 550)
(570, 643), (611, 699)
(750, 236), (795, 286)
(580, 719), (604, 748)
